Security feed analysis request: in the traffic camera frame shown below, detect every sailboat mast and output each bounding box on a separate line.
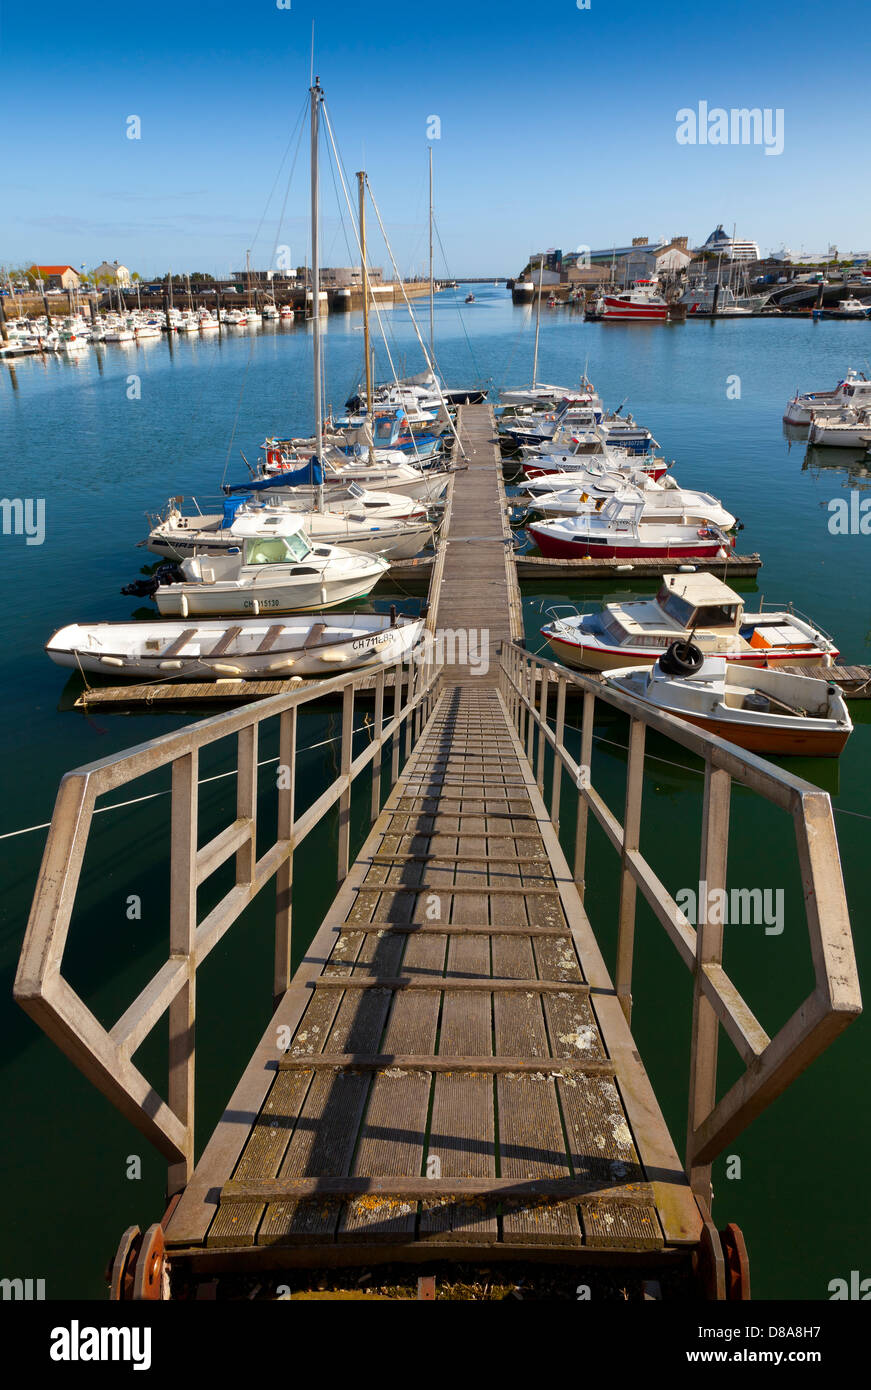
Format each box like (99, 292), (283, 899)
(428, 144), (434, 364)
(357, 171), (373, 418)
(531, 252), (545, 388)
(357, 170), (376, 465)
(310, 80), (324, 508)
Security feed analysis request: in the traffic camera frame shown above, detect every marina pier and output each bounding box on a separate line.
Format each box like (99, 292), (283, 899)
(15, 408), (861, 1300)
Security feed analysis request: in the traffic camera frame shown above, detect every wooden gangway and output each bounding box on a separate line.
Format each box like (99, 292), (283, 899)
(15, 406), (861, 1298)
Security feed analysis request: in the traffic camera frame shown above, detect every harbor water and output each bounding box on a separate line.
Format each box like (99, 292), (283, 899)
(0, 286), (868, 1296)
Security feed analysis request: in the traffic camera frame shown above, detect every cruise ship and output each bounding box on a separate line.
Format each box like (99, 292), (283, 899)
(697, 224), (760, 262)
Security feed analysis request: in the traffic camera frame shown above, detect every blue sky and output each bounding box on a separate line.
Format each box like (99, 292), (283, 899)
(2, 0), (869, 277)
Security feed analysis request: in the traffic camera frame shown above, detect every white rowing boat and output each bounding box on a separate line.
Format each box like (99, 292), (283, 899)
(47, 612), (424, 680)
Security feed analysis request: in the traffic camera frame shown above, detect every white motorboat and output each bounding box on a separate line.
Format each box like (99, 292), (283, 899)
(47, 611), (425, 681)
(524, 475), (736, 530)
(540, 573), (839, 672)
(261, 303), (279, 320)
(520, 418), (659, 463)
(604, 647), (852, 757)
(133, 517), (389, 617)
(134, 321), (162, 339)
(500, 382), (582, 409)
(527, 490), (733, 560)
(834, 297), (869, 317)
(783, 368), (871, 426)
(807, 408), (871, 449)
(523, 461), (668, 496)
(146, 496), (434, 561)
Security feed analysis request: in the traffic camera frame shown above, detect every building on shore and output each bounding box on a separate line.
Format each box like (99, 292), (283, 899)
(92, 260), (132, 286)
(233, 266), (384, 288)
(560, 236), (692, 284)
(29, 264), (80, 290)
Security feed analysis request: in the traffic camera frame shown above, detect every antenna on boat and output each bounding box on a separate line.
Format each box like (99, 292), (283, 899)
(311, 77), (325, 513)
(428, 145), (435, 366)
(532, 251), (544, 388)
(357, 170), (376, 465)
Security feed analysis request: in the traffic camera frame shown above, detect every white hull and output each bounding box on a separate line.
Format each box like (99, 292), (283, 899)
(149, 514), (433, 561)
(47, 615), (424, 681)
(155, 569), (384, 617)
(605, 660), (851, 756)
(807, 417), (871, 448)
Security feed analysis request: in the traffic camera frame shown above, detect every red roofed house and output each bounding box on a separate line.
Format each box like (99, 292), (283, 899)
(29, 265), (81, 290)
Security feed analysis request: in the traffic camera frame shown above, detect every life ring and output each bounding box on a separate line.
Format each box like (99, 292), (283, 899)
(267, 448), (282, 468)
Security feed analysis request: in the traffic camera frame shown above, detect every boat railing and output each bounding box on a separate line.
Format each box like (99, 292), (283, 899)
(14, 648), (442, 1194)
(498, 640), (861, 1204)
(755, 599), (837, 641)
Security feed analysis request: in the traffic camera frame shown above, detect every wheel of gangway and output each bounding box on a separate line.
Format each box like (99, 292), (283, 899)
(108, 1225), (140, 1301)
(133, 1223), (168, 1300)
(721, 1222), (751, 1300)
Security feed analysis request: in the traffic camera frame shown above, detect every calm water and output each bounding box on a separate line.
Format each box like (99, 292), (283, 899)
(1, 289), (868, 1297)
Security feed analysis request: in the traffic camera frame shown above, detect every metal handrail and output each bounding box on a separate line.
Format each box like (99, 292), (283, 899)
(498, 640), (861, 1204)
(15, 648), (442, 1194)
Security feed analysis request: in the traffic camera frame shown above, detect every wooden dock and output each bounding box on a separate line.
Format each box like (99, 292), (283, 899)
(165, 682), (699, 1267)
(16, 404), (861, 1301)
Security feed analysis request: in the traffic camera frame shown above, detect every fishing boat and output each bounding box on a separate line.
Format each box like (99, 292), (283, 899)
(603, 645), (852, 757)
(525, 477), (736, 530)
(812, 296), (870, 321)
(783, 368), (871, 426)
(279, 304), (294, 319)
(597, 280), (668, 322)
(526, 490), (733, 560)
(807, 408), (871, 449)
(146, 495), (433, 561)
(46, 611), (424, 681)
(540, 574), (839, 672)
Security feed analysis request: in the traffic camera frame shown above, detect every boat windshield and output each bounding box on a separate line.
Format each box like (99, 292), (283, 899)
(245, 533), (311, 565)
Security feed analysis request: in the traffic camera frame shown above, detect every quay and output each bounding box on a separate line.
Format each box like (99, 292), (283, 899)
(15, 406), (861, 1299)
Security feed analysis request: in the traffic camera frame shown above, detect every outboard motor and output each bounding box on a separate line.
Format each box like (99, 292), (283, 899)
(121, 563), (184, 598)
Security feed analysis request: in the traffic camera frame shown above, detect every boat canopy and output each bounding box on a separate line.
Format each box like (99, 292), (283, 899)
(225, 458), (325, 495)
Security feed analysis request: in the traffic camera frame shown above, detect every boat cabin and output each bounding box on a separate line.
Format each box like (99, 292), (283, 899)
(654, 574), (744, 632)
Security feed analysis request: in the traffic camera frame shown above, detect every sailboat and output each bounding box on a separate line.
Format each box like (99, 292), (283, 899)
(344, 147), (487, 411)
(134, 82), (391, 618)
(500, 255), (579, 405)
